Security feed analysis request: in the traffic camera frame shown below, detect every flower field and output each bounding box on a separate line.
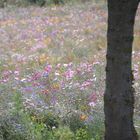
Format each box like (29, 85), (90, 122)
(0, 2), (140, 140)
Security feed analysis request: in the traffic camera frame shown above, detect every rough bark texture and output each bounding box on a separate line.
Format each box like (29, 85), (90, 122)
(104, 0), (139, 140)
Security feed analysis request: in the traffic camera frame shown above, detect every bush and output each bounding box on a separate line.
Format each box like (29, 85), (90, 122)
(75, 128), (90, 140)
(0, 0), (5, 8)
(0, 115), (30, 140)
(27, 0), (46, 6)
(0, 92), (55, 140)
(42, 112), (59, 130)
(86, 114), (104, 140)
(54, 126), (74, 140)
(0, 0), (65, 7)
(52, 0), (64, 4)
(63, 112), (86, 133)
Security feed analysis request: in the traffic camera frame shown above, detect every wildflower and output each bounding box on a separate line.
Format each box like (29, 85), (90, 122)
(14, 70), (20, 75)
(32, 82), (40, 87)
(55, 72), (60, 76)
(88, 102), (96, 107)
(42, 89), (49, 94)
(23, 87), (34, 93)
(39, 54), (48, 64)
(42, 72), (49, 77)
(88, 93), (97, 107)
(63, 63), (68, 67)
(86, 115), (94, 123)
(52, 126), (56, 129)
(15, 77), (19, 80)
(65, 69), (75, 80)
(52, 83), (60, 90)
(81, 81), (92, 88)
(32, 72), (42, 80)
(43, 37), (51, 45)
(68, 62), (73, 67)
(80, 114), (87, 121)
(80, 63), (88, 69)
(45, 64), (52, 73)
(56, 63), (61, 68)
(76, 68), (81, 74)
(20, 78), (26, 82)
(31, 42), (45, 52)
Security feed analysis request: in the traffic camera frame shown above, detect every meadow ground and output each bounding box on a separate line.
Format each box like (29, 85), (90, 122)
(0, 2), (140, 140)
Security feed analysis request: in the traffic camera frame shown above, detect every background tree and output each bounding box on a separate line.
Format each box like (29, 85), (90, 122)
(0, 0), (7, 8)
(104, 0), (139, 140)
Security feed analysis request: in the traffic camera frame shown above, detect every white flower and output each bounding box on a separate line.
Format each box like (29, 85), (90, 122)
(89, 102), (96, 107)
(52, 126), (56, 129)
(55, 72), (60, 76)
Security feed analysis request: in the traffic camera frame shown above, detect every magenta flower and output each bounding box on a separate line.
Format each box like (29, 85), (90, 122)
(80, 81), (92, 90)
(45, 64), (52, 73)
(65, 69), (75, 80)
(32, 72), (42, 80)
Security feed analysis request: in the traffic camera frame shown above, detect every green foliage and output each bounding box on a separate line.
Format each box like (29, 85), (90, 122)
(75, 128), (90, 140)
(0, 0), (65, 7)
(0, 115), (31, 140)
(27, 0), (46, 6)
(0, 0), (5, 8)
(49, 0), (64, 5)
(42, 112), (59, 130)
(0, 0), (107, 7)
(0, 2), (108, 140)
(12, 92), (23, 113)
(63, 113), (86, 133)
(0, 91), (54, 140)
(54, 126), (74, 140)
(0, 114), (54, 140)
(87, 114), (104, 140)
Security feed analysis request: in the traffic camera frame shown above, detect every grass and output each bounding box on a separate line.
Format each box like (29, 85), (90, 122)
(0, 1), (140, 139)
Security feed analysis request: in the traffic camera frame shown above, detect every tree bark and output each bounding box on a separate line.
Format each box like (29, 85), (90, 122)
(104, 1), (139, 140)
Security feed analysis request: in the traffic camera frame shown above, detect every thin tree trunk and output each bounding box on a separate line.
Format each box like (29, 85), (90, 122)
(104, 1), (139, 140)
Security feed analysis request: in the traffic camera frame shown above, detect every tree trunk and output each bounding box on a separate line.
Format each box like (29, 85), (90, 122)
(104, 1), (139, 140)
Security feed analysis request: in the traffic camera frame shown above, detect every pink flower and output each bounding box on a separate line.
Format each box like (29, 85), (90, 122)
(80, 63), (88, 69)
(89, 93), (97, 103)
(65, 69), (75, 80)
(80, 81), (92, 90)
(14, 71), (20, 76)
(87, 64), (93, 72)
(76, 68), (81, 74)
(45, 64), (52, 73)
(56, 63), (61, 68)
(32, 72), (42, 80)
(30, 42), (46, 52)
